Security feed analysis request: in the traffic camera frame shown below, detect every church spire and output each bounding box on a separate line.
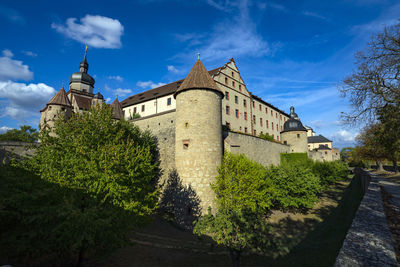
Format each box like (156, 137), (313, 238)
(79, 45), (89, 73)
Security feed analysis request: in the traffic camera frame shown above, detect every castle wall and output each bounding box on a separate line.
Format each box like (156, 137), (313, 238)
(224, 131), (290, 166)
(123, 94), (176, 119)
(132, 110), (176, 185)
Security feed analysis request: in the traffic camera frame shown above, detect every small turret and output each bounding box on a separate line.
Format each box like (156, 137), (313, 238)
(281, 106), (308, 153)
(40, 86), (73, 131)
(110, 98), (123, 120)
(69, 46), (95, 94)
(92, 91), (104, 107)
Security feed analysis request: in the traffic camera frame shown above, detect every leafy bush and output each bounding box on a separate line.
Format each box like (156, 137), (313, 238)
(312, 161), (349, 187)
(213, 153), (274, 213)
(259, 132), (274, 142)
(268, 163), (322, 210)
(281, 153), (311, 166)
(0, 125), (38, 143)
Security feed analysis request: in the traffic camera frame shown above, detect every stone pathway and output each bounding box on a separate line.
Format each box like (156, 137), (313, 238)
(335, 172), (398, 267)
(379, 178), (400, 215)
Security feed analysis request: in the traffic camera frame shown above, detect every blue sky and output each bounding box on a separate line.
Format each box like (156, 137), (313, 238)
(0, 0), (399, 148)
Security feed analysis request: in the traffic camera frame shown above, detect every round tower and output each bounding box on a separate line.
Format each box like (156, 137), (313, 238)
(281, 106), (308, 153)
(174, 59), (223, 214)
(40, 86), (73, 132)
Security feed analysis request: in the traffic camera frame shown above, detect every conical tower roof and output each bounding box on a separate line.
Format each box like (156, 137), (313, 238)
(174, 59), (222, 98)
(111, 98), (123, 120)
(48, 87), (72, 107)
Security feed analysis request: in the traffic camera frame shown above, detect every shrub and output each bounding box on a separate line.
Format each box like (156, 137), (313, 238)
(312, 161), (349, 187)
(268, 163), (322, 210)
(281, 153), (311, 166)
(259, 132), (274, 142)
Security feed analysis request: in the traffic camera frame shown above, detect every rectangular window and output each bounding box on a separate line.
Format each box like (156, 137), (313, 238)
(235, 109), (239, 118)
(252, 101), (255, 108)
(265, 107), (268, 114)
(254, 129), (257, 135)
(134, 107), (137, 113)
(280, 115), (282, 120)
(245, 127), (248, 133)
(226, 105), (230, 115)
(235, 95), (238, 104)
(141, 105), (145, 112)
(259, 104), (262, 111)
(276, 124), (279, 131)
(225, 77), (228, 84)
(266, 120), (269, 128)
(239, 84), (242, 91)
(225, 91), (229, 100)
(167, 97), (171, 106)
(244, 112), (247, 120)
(271, 110), (273, 116)
(232, 71), (234, 77)
(243, 99), (247, 107)
(276, 113), (278, 118)
(232, 81), (235, 87)
(272, 122), (274, 129)
(260, 118), (263, 126)
(253, 115), (256, 124)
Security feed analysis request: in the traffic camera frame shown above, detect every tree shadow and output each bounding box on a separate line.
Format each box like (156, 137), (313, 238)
(159, 170), (202, 230)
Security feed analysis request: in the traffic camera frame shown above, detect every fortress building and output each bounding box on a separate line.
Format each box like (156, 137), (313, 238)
(40, 52), (340, 214)
(40, 48), (122, 130)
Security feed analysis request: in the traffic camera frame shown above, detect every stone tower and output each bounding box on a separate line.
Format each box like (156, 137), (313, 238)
(40, 86), (73, 131)
(281, 106), (308, 153)
(174, 59), (223, 213)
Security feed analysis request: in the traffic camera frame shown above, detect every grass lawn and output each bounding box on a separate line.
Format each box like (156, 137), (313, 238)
(90, 175), (364, 267)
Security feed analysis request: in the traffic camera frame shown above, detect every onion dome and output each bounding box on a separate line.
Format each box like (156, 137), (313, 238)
(174, 58), (222, 98)
(69, 46), (95, 88)
(282, 106), (307, 132)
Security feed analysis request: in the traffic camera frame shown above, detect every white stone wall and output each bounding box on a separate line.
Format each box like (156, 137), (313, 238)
(281, 131), (308, 153)
(122, 94), (176, 119)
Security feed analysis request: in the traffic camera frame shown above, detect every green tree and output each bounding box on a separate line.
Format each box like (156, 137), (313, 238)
(194, 153), (274, 267)
(377, 104), (400, 173)
(21, 105), (160, 266)
(0, 125), (38, 142)
(340, 22), (400, 124)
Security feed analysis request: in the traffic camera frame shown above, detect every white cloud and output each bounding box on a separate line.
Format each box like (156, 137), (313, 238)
(0, 81), (56, 121)
(0, 126), (13, 134)
(22, 50), (38, 57)
(114, 88), (132, 97)
(167, 65), (180, 73)
(136, 81), (166, 89)
(329, 129), (358, 148)
(0, 7), (25, 25)
(108, 75), (123, 81)
(2, 49), (13, 58)
(51, 15), (124, 49)
(105, 97), (111, 103)
(302, 11), (327, 21)
(0, 51), (33, 81)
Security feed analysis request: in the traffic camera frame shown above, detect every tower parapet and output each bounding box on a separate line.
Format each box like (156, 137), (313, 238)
(174, 59), (223, 213)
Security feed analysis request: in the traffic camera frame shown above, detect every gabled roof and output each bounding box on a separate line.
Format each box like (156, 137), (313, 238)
(111, 98), (123, 120)
(120, 67), (221, 108)
(74, 95), (92, 110)
(175, 59), (222, 97)
(308, 135), (332, 143)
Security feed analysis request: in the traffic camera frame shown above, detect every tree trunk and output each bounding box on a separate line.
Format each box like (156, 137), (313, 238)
(229, 249), (241, 267)
(378, 161), (384, 171)
(393, 160), (398, 174)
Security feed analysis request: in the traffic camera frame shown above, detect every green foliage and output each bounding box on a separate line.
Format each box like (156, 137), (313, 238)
(14, 105), (160, 264)
(259, 132), (274, 142)
(0, 125), (38, 142)
(312, 161), (349, 187)
(268, 163), (322, 210)
(213, 153), (274, 213)
(280, 153), (310, 165)
(129, 113), (141, 120)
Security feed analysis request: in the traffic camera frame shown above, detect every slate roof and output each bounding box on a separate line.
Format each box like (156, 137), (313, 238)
(74, 95), (92, 110)
(316, 144), (332, 150)
(308, 135), (332, 143)
(174, 59), (222, 97)
(282, 117), (307, 132)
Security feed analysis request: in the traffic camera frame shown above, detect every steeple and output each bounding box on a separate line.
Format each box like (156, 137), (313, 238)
(79, 45), (89, 73)
(111, 98), (123, 120)
(174, 58), (222, 98)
